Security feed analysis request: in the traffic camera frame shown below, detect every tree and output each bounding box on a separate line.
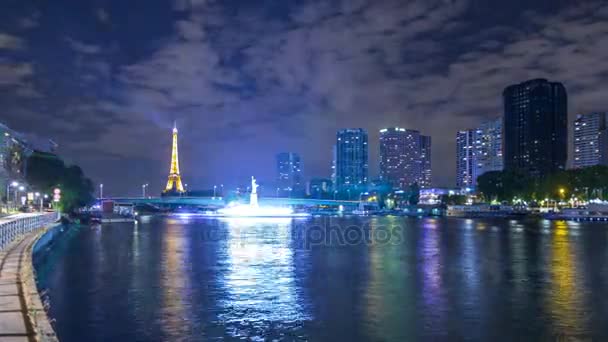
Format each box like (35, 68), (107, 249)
(26, 151), (94, 212)
(476, 166), (608, 203)
(476, 170), (530, 202)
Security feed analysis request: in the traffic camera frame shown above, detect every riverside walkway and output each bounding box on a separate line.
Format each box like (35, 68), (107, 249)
(0, 213), (59, 342)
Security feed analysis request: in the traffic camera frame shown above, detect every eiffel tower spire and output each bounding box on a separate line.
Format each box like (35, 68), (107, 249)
(164, 123), (185, 193)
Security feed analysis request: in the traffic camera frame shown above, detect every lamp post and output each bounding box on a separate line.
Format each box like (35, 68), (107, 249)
(220, 184), (224, 198)
(99, 183), (104, 200)
(6, 181), (17, 212)
(213, 185), (217, 198)
(35, 192), (42, 212)
(17, 186), (25, 208)
(142, 183), (148, 198)
(44, 194), (48, 210)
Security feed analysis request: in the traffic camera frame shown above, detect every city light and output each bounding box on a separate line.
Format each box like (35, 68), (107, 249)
(217, 205), (301, 217)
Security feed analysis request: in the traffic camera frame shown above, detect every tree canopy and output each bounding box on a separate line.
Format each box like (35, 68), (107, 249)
(26, 151), (95, 212)
(477, 166), (608, 202)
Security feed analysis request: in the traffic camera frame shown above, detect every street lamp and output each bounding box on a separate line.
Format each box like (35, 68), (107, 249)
(213, 185), (217, 198)
(142, 183), (148, 198)
(35, 192), (42, 212)
(220, 184), (224, 197)
(16, 186), (25, 208)
(100, 183), (104, 200)
(5, 181), (17, 212)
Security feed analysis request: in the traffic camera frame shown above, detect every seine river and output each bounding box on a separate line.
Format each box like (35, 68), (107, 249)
(35, 216), (608, 341)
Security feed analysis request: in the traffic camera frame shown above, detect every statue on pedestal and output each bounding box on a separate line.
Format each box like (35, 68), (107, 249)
(250, 176), (259, 208)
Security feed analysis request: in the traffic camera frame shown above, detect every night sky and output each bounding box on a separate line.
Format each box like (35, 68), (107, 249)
(2, 0), (607, 196)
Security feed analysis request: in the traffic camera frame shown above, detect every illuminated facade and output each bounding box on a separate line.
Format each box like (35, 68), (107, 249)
(456, 118), (503, 188)
(1, 122), (33, 197)
(379, 127), (423, 189)
(419, 135), (432, 188)
(573, 112), (608, 168)
(456, 130), (475, 188)
(379, 128), (432, 189)
(164, 124), (185, 193)
(336, 128), (368, 189)
(276, 152), (303, 196)
(474, 118), (503, 180)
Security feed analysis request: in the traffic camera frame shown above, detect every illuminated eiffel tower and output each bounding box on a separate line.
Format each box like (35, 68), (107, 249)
(164, 123), (185, 193)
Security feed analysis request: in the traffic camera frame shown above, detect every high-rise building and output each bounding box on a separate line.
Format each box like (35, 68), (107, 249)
(503, 78), (567, 177)
(456, 130), (475, 188)
(573, 112), (608, 168)
(1, 122), (34, 199)
(474, 118), (503, 178)
(456, 118), (503, 188)
(276, 152), (302, 196)
(379, 128), (418, 189)
(380, 127), (432, 189)
(419, 135), (432, 188)
(331, 145), (337, 185)
(379, 128), (432, 189)
(336, 128), (368, 189)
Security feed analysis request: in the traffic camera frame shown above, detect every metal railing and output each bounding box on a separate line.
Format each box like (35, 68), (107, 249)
(0, 212), (60, 251)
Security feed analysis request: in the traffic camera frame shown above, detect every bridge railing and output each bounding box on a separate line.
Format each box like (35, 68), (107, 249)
(0, 212), (60, 251)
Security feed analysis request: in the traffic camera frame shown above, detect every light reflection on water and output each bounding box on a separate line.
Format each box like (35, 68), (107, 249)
(219, 218), (309, 332)
(35, 217), (608, 341)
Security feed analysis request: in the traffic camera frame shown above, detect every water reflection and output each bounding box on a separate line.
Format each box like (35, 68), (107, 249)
(546, 220), (588, 337)
(418, 219), (447, 337)
(363, 217), (415, 341)
(36, 217), (608, 341)
(160, 220), (192, 339)
(218, 218), (309, 338)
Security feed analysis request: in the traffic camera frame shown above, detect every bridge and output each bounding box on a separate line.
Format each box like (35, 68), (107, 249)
(106, 196), (362, 209)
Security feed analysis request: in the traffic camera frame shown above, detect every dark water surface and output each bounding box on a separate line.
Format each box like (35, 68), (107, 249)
(35, 216), (608, 341)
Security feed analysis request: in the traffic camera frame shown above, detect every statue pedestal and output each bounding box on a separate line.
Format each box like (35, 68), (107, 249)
(250, 193), (259, 208)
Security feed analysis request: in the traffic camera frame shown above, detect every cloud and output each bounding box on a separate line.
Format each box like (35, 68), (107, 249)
(96, 8), (109, 23)
(4, 0), (608, 190)
(65, 37), (102, 54)
(0, 61), (33, 86)
(0, 33), (24, 50)
(80, 0), (608, 186)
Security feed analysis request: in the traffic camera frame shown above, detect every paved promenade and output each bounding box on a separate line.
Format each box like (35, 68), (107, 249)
(0, 215), (58, 342)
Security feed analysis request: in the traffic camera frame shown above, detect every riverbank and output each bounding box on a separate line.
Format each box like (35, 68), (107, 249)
(0, 220), (61, 342)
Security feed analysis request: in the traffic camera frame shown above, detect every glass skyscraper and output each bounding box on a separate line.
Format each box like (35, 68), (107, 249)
(456, 118), (503, 188)
(336, 128), (368, 189)
(456, 129), (475, 188)
(573, 112), (608, 168)
(419, 135), (432, 188)
(503, 78), (567, 177)
(276, 152), (302, 196)
(474, 118), (503, 178)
